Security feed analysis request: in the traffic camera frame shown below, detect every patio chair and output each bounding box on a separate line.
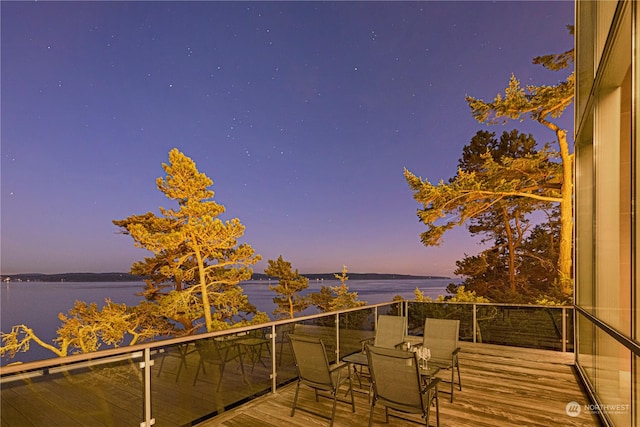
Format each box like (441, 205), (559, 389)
(362, 315), (407, 350)
(366, 345), (440, 427)
(422, 318), (461, 402)
(277, 323), (295, 366)
(288, 333), (355, 426)
(355, 315), (408, 390)
(192, 337), (246, 391)
(156, 342), (193, 382)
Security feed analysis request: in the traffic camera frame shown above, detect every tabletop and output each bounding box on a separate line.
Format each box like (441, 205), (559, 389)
(342, 351), (440, 379)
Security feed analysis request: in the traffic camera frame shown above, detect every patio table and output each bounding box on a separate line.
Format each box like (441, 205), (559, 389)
(342, 350), (440, 396)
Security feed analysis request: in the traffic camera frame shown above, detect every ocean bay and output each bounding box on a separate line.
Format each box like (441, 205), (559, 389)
(1, 278), (455, 365)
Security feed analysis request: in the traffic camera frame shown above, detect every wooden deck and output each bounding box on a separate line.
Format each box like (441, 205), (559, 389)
(198, 342), (601, 427)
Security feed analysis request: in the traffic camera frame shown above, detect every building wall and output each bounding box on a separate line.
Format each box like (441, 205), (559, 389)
(574, 1), (638, 425)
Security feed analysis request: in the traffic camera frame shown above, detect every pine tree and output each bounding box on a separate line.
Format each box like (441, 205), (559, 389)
(264, 256), (310, 319)
(465, 28), (574, 293)
(406, 30), (574, 296)
(113, 148), (264, 332)
(310, 266), (366, 312)
(2, 149), (267, 361)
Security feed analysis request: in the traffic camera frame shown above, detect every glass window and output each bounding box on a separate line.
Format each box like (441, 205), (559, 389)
(595, 1), (618, 67)
(576, 113), (594, 310)
(576, 0), (594, 122)
(593, 6), (631, 334)
(577, 312), (595, 382)
(593, 328), (632, 425)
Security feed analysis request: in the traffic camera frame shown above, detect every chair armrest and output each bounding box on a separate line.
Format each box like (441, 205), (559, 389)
(452, 347), (461, 355)
(360, 336), (374, 351)
(329, 362), (348, 373)
(421, 377), (441, 394)
(405, 336), (423, 347)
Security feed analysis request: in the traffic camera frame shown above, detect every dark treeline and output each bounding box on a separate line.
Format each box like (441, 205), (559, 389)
(253, 272), (449, 281)
(0, 273), (146, 282)
(2, 272), (448, 283)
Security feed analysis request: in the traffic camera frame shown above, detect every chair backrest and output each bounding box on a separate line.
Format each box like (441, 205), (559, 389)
(195, 338), (223, 360)
(288, 334), (335, 389)
(196, 338), (242, 363)
(423, 318), (460, 360)
(375, 315), (407, 349)
(366, 345), (424, 413)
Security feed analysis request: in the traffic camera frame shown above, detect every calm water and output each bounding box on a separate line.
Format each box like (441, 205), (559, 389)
(0, 278), (456, 365)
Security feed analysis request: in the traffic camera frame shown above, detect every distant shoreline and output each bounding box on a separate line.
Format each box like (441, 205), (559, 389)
(1, 272), (451, 283)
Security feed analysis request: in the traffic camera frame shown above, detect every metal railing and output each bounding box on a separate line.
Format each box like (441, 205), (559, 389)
(0, 301), (573, 427)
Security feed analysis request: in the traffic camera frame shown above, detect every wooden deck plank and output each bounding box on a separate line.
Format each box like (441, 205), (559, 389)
(0, 388), (49, 427)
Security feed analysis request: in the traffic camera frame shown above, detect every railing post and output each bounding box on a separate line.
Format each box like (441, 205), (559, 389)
(562, 307), (567, 353)
(335, 313), (340, 361)
(404, 300), (409, 335)
(473, 304), (477, 344)
(140, 348), (154, 427)
(271, 324), (277, 393)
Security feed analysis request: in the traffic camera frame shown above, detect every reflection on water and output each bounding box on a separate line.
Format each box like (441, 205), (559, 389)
(1, 278), (456, 364)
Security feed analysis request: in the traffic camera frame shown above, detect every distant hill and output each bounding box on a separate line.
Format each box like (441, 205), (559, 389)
(252, 272), (450, 281)
(0, 272), (146, 282)
(1, 272), (449, 282)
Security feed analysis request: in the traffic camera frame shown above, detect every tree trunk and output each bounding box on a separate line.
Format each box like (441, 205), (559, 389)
(288, 296), (294, 319)
(501, 206), (517, 293)
(539, 122), (573, 295)
(557, 128), (573, 294)
(192, 236), (214, 332)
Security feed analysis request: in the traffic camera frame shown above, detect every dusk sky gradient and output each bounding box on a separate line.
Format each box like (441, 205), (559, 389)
(1, 1), (574, 277)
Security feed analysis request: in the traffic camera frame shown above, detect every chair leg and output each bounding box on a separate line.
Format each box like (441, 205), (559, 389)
(435, 386), (440, 427)
(257, 344), (268, 368)
(349, 377), (356, 413)
(237, 354), (247, 383)
(192, 359), (204, 386)
(355, 365), (363, 388)
(215, 364), (225, 392)
(278, 334), (288, 367)
(450, 368), (455, 402)
(457, 361), (462, 391)
(368, 401), (375, 427)
(291, 381), (301, 417)
(157, 350), (166, 378)
(329, 392), (338, 427)
(175, 359), (184, 382)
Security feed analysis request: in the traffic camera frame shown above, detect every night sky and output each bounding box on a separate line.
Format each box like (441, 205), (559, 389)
(1, 1), (574, 277)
